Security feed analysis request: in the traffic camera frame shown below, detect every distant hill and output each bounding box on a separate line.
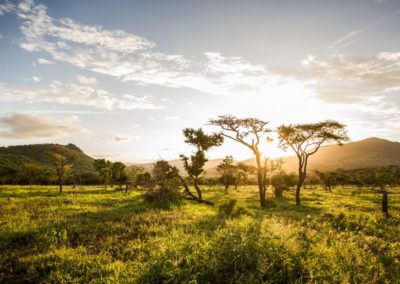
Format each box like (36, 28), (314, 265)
(134, 158), (228, 177)
(241, 137), (400, 173)
(0, 143), (98, 182)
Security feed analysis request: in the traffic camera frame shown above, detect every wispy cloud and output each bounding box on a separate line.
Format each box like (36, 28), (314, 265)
(0, 113), (85, 139)
(0, 81), (163, 110)
(292, 52), (400, 124)
(113, 135), (132, 143)
(329, 10), (400, 51)
(35, 58), (53, 65)
(0, 0), (14, 16)
(76, 75), (97, 85)
(11, 0), (295, 97)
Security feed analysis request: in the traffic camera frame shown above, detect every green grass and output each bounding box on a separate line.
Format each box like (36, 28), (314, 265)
(1, 185), (399, 283)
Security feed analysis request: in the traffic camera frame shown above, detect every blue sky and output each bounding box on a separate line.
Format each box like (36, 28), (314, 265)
(0, 0), (400, 162)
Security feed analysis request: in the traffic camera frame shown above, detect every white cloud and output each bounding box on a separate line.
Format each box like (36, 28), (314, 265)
(299, 53), (400, 104)
(31, 76), (41, 82)
(0, 113), (84, 139)
(12, 0), (295, 97)
(113, 135), (131, 143)
(36, 58), (53, 65)
(0, 81), (163, 110)
(0, 1), (14, 16)
(76, 75), (97, 85)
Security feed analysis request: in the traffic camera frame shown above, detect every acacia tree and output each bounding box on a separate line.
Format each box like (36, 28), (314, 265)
(217, 155), (236, 193)
(49, 147), (70, 193)
(277, 120), (349, 206)
(209, 115), (271, 208)
(177, 128), (223, 205)
(93, 159), (113, 190)
(22, 162), (43, 190)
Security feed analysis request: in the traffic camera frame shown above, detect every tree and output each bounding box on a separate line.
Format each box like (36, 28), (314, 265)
(209, 115), (272, 208)
(277, 120), (349, 206)
(22, 162), (43, 190)
(235, 162), (256, 190)
(374, 167), (396, 218)
(217, 155), (236, 193)
(93, 159), (113, 190)
(271, 170), (297, 198)
(125, 165), (144, 192)
(48, 146), (70, 193)
(144, 160), (180, 204)
(315, 170), (335, 192)
(111, 162), (126, 188)
(178, 128), (223, 205)
(135, 172), (153, 189)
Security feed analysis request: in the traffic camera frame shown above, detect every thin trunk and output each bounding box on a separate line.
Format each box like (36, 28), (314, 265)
(255, 153), (266, 208)
(381, 185), (389, 218)
(29, 177), (32, 190)
(58, 175), (62, 193)
(194, 178), (202, 200)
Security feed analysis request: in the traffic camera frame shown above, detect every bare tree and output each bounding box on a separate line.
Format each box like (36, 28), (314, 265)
(277, 120), (349, 206)
(209, 115), (271, 208)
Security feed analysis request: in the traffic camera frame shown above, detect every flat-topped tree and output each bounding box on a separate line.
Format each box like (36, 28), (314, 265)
(209, 115), (271, 208)
(277, 120), (349, 206)
(178, 128), (223, 205)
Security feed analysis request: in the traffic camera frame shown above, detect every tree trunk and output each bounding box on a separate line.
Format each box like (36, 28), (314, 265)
(193, 178), (202, 201)
(255, 153), (266, 208)
(104, 178), (107, 190)
(381, 186), (389, 218)
(58, 175), (63, 193)
(29, 178), (32, 190)
(295, 180), (301, 206)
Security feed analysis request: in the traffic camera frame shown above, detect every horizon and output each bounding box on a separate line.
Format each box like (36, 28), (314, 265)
(1, 0), (400, 162)
(0, 136), (394, 164)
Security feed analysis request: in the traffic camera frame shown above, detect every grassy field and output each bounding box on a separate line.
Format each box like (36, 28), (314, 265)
(0, 185), (399, 283)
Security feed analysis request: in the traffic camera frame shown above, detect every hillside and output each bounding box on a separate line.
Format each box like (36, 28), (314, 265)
(242, 137), (400, 173)
(0, 144), (98, 182)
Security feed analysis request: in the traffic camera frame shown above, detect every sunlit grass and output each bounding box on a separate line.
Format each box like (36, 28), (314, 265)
(0, 185), (399, 283)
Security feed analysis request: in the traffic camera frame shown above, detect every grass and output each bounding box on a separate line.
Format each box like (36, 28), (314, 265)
(0, 185), (399, 283)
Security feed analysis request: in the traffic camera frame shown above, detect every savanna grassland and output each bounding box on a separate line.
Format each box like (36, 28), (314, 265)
(1, 185), (399, 283)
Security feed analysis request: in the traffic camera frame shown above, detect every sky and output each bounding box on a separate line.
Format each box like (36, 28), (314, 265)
(0, 0), (400, 162)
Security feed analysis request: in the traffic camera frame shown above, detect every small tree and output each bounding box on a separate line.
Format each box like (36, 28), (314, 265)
(235, 162), (257, 190)
(111, 162), (126, 188)
(217, 155), (236, 193)
(209, 115), (272, 208)
(136, 172), (153, 190)
(277, 120), (349, 206)
(144, 160), (180, 205)
(374, 167), (396, 218)
(48, 147), (70, 193)
(93, 159), (113, 190)
(177, 128), (223, 205)
(125, 165), (144, 192)
(22, 162), (43, 190)
(271, 170), (297, 198)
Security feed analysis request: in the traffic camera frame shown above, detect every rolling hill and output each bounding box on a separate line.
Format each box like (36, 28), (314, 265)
(241, 137), (400, 173)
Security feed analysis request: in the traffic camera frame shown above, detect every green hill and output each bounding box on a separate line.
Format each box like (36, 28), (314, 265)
(0, 143), (99, 184)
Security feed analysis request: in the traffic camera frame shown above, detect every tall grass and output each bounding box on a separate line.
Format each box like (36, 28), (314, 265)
(0, 185), (399, 283)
